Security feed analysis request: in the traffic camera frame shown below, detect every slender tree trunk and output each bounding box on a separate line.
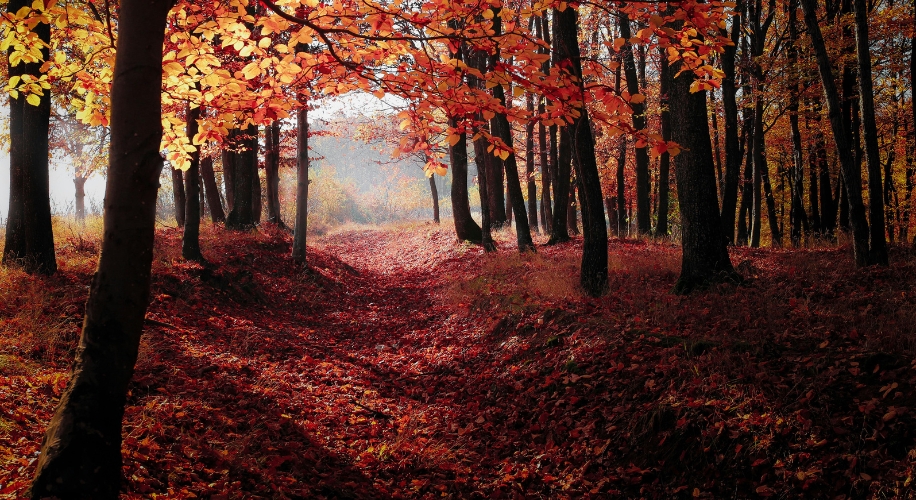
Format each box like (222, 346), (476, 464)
(854, 0), (888, 264)
(737, 113), (754, 245)
(616, 139), (627, 236)
(222, 147), (235, 209)
(171, 167), (186, 227)
(720, 4), (743, 244)
(554, 4), (607, 295)
(657, 54), (671, 237)
(29, 0), (171, 493)
(619, 14), (651, 235)
(292, 107), (309, 264)
(200, 156), (225, 223)
(449, 116), (483, 243)
(525, 94), (539, 233)
(505, 179), (513, 226)
(74, 177), (87, 223)
(182, 105), (203, 261)
(472, 120), (497, 251)
(251, 125), (262, 224)
(265, 120), (284, 227)
(669, 58), (737, 294)
(710, 92), (724, 201)
(567, 180), (579, 235)
(3, 0), (56, 275)
(801, 0), (871, 265)
(429, 176), (440, 223)
(606, 196), (618, 236)
(788, 1), (808, 247)
(491, 85), (533, 251)
(226, 125), (256, 229)
(538, 111), (552, 233)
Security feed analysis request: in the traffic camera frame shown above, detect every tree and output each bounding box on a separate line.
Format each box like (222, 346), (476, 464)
(29, 0), (172, 493)
(4, 0), (56, 275)
(292, 107), (309, 264)
(200, 156), (226, 223)
(668, 44), (738, 294)
(182, 105), (204, 261)
(265, 120), (285, 227)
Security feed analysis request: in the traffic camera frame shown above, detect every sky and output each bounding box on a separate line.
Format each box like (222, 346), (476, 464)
(0, 92), (402, 224)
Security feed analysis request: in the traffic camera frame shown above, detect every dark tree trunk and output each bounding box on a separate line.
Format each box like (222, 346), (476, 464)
(472, 121), (497, 251)
(505, 178), (513, 226)
(182, 105), (203, 261)
(619, 14), (651, 235)
(74, 177), (87, 223)
(171, 167), (186, 227)
(801, 0), (871, 265)
(669, 57), (737, 294)
(711, 92), (724, 200)
(292, 108), (309, 263)
(3, 0), (56, 275)
(200, 156), (225, 223)
(554, 5), (607, 295)
(538, 112), (552, 233)
(616, 139), (627, 236)
(817, 128), (837, 236)
(657, 53), (671, 237)
(429, 175), (440, 224)
(567, 180), (579, 235)
(265, 120), (284, 227)
(449, 116), (483, 244)
(720, 4), (742, 244)
(737, 112), (754, 245)
(487, 142), (507, 228)
(251, 125), (262, 224)
(606, 196), (618, 236)
(222, 147), (235, 209)
(788, 0), (807, 247)
(28, 0), (171, 494)
(854, 0), (888, 264)
(226, 125), (256, 229)
(491, 85), (534, 251)
(525, 94), (539, 233)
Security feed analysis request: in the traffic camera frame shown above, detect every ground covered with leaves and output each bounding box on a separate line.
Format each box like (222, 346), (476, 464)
(3, 222), (916, 498)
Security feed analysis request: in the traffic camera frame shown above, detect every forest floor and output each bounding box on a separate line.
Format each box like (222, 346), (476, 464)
(3, 221), (916, 498)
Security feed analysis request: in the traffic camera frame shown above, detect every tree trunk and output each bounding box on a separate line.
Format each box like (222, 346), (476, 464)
(29, 0), (171, 493)
(265, 120), (284, 227)
(429, 175), (440, 223)
(222, 147), (235, 209)
(853, 0), (888, 264)
(669, 56), (737, 294)
(525, 94), (539, 233)
(711, 92), (724, 200)
(449, 116), (483, 243)
(554, 5), (608, 295)
(74, 176), (87, 223)
(720, 4), (742, 244)
(200, 156), (225, 223)
(801, 0), (871, 265)
(737, 111), (754, 245)
(251, 125), (262, 224)
(182, 105), (203, 261)
(3, 0), (56, 275)
(606, 196), (618, 236)
(171, 167), (186, 227)
(538, 110), (552, 233)
(657, 53), (671, 237)
(226, 125), (256, 229)
(472, 120), (497, 251)
(616, 139), (627, 236)
(619, 14), (651, 235)
(567, 180), (579, 235)
(491, 84), (534, 251)
(292, 108), (309, 263)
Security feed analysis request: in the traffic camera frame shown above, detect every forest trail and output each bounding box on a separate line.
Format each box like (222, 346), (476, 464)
(5, 224), (916, 498)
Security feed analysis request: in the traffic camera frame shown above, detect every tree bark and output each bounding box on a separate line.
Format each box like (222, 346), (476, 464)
(226, 125), (256, 229)
(537, 16), (552, 234)
(720, 3), (742, 244)
(449, 116), (483, 243)
(222, 147), (235, 209)
(669, 54), (737, 294)
(171, 167), (186, 228)
(657, 53), (671, 237)
(182, 105), (203, 261)
(3, 0), (56, 275)
(554, 5), (608, 295)
(619, 14), (651, 235)
(265, 120), (284, 227)
(200, 156), (225, 223)
(251, 125), (262, 224)
(567, 180), (579, 235)
(801, 0), (871, 265)
(472, 120), (497, 251)
(292, 107), (309, 264)
(29, 0), (171, 493)
(429, 175), (440, 224)
(74, 177), (87, 223)
(616, 139), (627, 236)
(525, 93), (539, 233)
(853, 0), (888, 264)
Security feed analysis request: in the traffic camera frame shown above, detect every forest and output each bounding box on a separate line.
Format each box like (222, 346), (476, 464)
(0, 0), (915, 496)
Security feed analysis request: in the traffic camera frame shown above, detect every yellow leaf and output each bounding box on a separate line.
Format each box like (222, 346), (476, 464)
(399, 119), (411, 130)
(373, 89), (385, 99)
(26, 94), (40, 106)
(31, 0), (43, 10)
(498, 149), (510, 161)
(163, 61), (184, 77)
(629, 93), (646, 104)
(258, 37), (271, 49)
(242, 62), (261, 80)
(446, 133), (461, 146)
(434, 165), (447, 176)
(512, 86), (524, 97)
(482, 8), (494, 19)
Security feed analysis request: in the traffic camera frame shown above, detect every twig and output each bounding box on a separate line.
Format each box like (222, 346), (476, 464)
(353, 401), (392, 420)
